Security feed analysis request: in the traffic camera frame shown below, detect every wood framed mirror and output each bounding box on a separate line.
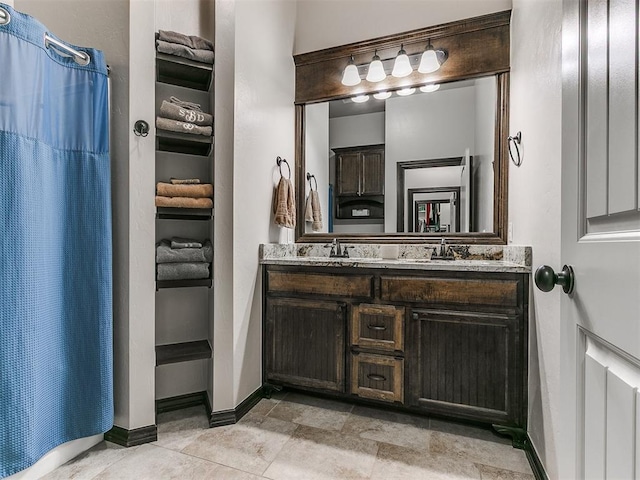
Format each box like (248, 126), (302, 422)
(294, 11), (511, 244)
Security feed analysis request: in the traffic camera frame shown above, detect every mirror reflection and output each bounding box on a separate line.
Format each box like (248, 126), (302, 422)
(303, 76), (496, 235)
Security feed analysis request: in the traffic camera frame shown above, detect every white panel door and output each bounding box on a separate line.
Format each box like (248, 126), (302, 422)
(560, 0), (640, 478)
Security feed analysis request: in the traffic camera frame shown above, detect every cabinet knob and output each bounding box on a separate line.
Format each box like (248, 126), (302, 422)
(412, 313), (419, 320)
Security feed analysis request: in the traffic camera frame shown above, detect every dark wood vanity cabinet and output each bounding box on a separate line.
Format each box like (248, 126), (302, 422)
(265, 297), (346, 392)
(263, 265), (528, 432)
(334, 145), (385, 197)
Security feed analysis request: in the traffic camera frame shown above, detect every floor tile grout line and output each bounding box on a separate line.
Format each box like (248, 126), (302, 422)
(82, 442), (146, 480)
(258, 422), (301, 478)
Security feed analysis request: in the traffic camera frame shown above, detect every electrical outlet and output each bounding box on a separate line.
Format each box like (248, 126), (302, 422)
(508, 222), (514, 243)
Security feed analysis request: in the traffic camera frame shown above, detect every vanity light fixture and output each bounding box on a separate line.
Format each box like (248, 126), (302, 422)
(418, 39), (443, 74)
(373, 91), (392, 100)
(365, 50), (386, 83)
(351, 94), (370, 103)
(391, 44), (413, 78)
(341, 55), (361, 86)
(396, 87), (416, 96)
(419, 83), (440, 93)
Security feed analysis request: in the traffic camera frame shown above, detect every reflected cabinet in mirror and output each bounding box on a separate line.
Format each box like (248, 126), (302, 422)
(294, 11), (511, 244)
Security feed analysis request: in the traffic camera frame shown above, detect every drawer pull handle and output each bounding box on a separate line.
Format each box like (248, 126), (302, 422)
(367, 324), (387, 331)
(367, 374), (386, 382)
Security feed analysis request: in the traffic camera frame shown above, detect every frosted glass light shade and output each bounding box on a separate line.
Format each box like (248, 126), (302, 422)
(397, 87), (416, 96)
(418, 48), (440, 74)
(373, 91), (392, 100)
(341, 63), (361, 86)
(419, 83), (440, 93)
(352, 94), (369, 103)
(366, 57), (386, 82)
(391, 45), (412, 78)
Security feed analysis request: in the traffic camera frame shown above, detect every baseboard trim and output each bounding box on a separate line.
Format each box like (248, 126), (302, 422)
(524, 434), (548, 480)
(156, 391), (209, 415)
(209, 386), (264, 428)
(104, 424), (157, 447)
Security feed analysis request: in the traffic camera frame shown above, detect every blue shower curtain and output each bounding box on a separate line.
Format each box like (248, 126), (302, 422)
(0, 4), (112, 478)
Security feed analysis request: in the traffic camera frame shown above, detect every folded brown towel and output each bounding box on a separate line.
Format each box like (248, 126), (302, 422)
(156, 40), (214, 64)
(158, 30), (214, 51)
(157, 182), (213, 198)
(311, 190), (323, 232)
(272, 177), (296, 228)
(160, 100), (213, 127)
(156, 117), (212, 137)
(155, 196), (213, 209)
(170, 178), (201, 185)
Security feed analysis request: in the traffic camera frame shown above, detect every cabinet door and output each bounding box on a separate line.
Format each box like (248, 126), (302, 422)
(265, 297), (346, 392)
(336, 152), (361, 196)
(406, 309), (524, 426)
(360, 149), (384, 195)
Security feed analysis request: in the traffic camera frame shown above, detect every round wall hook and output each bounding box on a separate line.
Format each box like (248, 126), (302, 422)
(133, 120), (149, 137)
(508, 131), (522, 167)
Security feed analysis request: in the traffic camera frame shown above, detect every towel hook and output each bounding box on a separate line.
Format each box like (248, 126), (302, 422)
(306, 173), (318, 191)
(276, 156), (291, 179)
(508, 131), (522, 167)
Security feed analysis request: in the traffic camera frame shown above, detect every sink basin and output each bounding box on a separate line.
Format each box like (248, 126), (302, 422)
(294, 256), (382, 262)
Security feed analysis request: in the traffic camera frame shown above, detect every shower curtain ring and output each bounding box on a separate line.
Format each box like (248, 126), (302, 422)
(133, 120), (149, 137)
(0, 7), (10, 26)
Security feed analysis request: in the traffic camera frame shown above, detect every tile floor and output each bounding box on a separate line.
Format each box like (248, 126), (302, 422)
(41, 391), (535, 479)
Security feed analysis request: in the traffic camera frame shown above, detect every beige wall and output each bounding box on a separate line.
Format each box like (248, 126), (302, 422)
(294, 0), (511, 54)
(509, 0), (562, 477)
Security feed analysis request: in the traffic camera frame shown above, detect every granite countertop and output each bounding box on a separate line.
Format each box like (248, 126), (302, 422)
(260, 244), (532, 273)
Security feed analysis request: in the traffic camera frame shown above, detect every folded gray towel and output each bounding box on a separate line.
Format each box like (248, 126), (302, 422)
(156, 39), (214, 64)
(171, 237), (202, 249)
(157, 262), (210, 281)
(158, 30), (214, 51)
(156, 240), (213, 264)
(170, 96), (203, 112)
(156, 116), (212, 137)
(160, 100), (213, 127)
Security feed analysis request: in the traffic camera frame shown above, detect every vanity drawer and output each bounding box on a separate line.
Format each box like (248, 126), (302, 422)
(351, 353), (403, 403)
(380, 276), (519, 307)
(351, 304), (404, 352)
(267, 271), (373, 298)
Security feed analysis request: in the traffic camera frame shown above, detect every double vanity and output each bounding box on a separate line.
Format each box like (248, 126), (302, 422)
(260, 243), (531, 444)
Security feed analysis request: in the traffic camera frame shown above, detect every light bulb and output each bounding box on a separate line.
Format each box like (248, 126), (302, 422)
(341, 55), (361, 86)
(419, 83), (440, 93)
(396, 87), (416, 96)
(391, 44), (412, 78)
(373, 91), (392, 100)
(351, 94), (369, 103)
(366, 50), (386, 83)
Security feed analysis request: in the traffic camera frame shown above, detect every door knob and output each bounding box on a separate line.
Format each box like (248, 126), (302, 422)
(534, 265), (575, 294)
